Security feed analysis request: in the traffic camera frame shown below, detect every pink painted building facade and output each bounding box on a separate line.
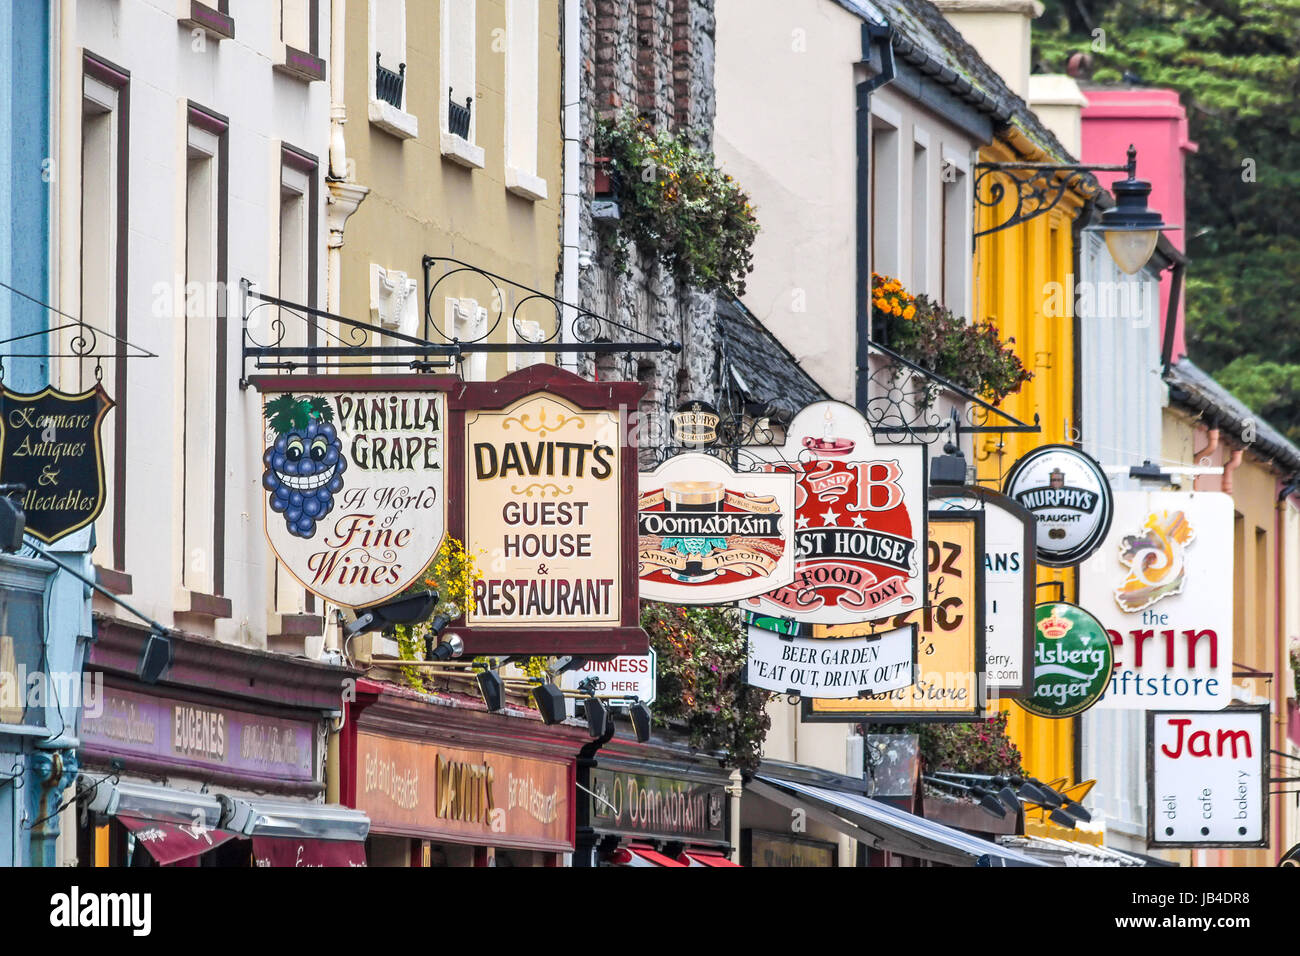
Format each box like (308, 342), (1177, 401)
(1080, 87), (1196, 360)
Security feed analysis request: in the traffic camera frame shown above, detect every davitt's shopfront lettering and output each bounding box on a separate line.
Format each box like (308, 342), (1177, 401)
(259, 385), (447, 609)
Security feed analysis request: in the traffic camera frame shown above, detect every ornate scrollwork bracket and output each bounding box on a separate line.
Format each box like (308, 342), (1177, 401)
(972, 148), (1135, 241)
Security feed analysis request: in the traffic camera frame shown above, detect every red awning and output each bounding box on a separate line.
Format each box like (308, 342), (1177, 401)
(626, 842), (687, 867)
(118, 815), (237, 866)
(252, 836), (368, 867)
(685, 850), (741, 867)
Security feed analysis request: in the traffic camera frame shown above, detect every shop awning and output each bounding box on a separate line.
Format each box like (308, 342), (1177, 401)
(235, 796), (370, 867)
(117, 815), (237, 866)
(251, 836), (368, 867)
(626, 843), (687, 867)
(685, 850), (741, 867)
(997, 835), (1150, 867)
(751, 776), (1048, 868)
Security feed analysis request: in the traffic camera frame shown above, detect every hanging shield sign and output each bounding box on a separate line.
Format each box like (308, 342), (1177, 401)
(741, 401), (927, 624)
(0, 385), (115, 544)
(260, 387), (446, 608)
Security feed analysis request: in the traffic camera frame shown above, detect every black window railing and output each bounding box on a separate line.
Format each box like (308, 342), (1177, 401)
(375, 53), (406, 108)
(448, 87), (473, 139)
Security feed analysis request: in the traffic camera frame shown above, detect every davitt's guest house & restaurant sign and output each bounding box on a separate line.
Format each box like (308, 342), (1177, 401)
(743, 401), (926, 625)
(252, 377), (448, 608)
(0, 384), (115, 542)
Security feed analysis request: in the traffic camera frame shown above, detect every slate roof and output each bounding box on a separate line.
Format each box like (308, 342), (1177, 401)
(1166, 358), (1300, 477)
(715, 296), (831, 417)
(833, 0), (1078, 162)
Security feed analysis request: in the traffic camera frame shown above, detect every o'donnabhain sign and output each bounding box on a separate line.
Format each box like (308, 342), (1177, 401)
(1016, 602), (1114, 719)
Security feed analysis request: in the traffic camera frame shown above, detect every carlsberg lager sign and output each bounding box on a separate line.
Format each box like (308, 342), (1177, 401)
(1017, 602), (1113, 719)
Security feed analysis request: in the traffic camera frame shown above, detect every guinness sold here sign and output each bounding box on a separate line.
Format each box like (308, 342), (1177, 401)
(742, 401), (926, 625)
(638, 453), (796, 604)
(1003, 444), (1113, 567)
(0, 385), (115, 543)
(256, 379), (447, 608)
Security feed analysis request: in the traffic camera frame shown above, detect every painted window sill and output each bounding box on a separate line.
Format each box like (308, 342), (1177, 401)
(505, 166), (549, 202)
(273, 42), (326, 84)
(173, 586), (233, 619)
(440, 131), (485, 170)
(369, 98), (419, 140)
(177, 0), (234, 41)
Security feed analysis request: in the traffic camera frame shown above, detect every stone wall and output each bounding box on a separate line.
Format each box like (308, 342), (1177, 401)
(579, 0), (719, 464)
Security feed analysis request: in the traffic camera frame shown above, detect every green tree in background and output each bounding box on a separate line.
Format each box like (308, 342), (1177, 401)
(1034, 0), (1300, 440)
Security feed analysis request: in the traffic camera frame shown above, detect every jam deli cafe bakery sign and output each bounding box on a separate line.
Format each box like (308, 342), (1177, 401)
(354, 733), (572, 851)
(1146, 706), (1268, 848)
(453, 366), (646, 655)
(802, 512), (985, 722)
(1003, 444), (1113, 568)
(931, 487), (1036, 697)
(1081, 491), (1234, 711)
(742, 401), (926, 625)
(0, 384), (114, 543)
(252, 376), (450, 608)
(638, 453), (797, 604)
(79, 686), (317, 785)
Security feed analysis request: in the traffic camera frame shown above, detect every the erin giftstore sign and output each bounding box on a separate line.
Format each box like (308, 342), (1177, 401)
(258, 382), (446, 608)
(0, 385), (115, 543)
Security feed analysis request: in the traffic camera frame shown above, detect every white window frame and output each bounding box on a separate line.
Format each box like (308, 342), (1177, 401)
(440, 0), (485, 168)
(368, 0), (418, 139)
(940, 145), (972, 321)
(869, 104), (902, 282)
(504, 0), (546, 200)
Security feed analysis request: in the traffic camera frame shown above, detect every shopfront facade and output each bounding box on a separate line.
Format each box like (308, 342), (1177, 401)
(75, 619), (368, 867)
(342, 679), (586, 867)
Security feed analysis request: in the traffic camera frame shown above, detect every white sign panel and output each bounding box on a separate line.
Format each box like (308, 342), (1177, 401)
(1148, 707), (1268, 847)
(559, 649), (657, 705)
(1082, 491), (1234, 710)
(745, 623), (917, 698)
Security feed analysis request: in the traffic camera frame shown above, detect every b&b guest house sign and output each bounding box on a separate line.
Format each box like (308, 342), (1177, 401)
(638, 453), (797, 604)
(254, 377), (448, 608)
(0, 385), (115, 543)
(742, 401), (926, 625)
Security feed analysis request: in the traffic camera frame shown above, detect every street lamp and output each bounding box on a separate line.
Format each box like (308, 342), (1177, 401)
(1088, 146), (1175, 275)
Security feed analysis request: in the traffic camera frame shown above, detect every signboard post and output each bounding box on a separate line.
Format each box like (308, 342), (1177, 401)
(742, 401), (927, 625)
(1082, 491), (1234, 711)
(1147, 706), (1269, 848)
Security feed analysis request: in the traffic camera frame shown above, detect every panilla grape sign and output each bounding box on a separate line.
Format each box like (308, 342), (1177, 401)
(256, 380), (446, 608)
(742, 401), (926, 625)
(638, 453), (796, 604)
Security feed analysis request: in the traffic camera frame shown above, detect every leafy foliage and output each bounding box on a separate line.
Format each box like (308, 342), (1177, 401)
(1033, 0), (1300, 438)
(640, 602), (771, 771)
(595, 112), (759, 295)
(916, 712), (1025, 776)
(392, 537), (483, 691)
(265, 394), (334, 435)
(873, 273), (1032, 404)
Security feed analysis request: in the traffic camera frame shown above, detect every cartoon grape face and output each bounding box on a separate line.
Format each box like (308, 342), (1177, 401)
(262, 395), (347, 538)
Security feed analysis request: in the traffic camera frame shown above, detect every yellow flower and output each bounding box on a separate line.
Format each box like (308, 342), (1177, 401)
(903, 306), (916, 320)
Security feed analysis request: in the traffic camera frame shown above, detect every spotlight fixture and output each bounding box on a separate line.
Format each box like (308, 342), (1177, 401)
(1060, 799), (1093, 823)
(476, 669), (505, 712)
(531, 682), (566, 725)
(970, 785), (1009, 820)
(929, 439), (968, 486)
(1016, 779), (1049, 804)
(583, 697), (610, 738)
(997, 786), (1022, 814)
(628, 700), (652, 743)
(427, 634), (464, 661)
(1028, 778), (1065, 809)
(1048, 807), (1078, 829)
(345, 591), (440, 640)
(138, 626), (174, 685)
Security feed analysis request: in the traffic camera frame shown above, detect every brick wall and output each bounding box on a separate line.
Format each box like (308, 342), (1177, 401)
(580, 0), (718, 465)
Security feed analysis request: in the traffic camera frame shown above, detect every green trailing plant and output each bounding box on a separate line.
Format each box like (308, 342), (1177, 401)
(640, 601), (771, 771)
(1292, 644), (1300, 700)
(910, 712), (1025, 777)
(595, 112), (758, 295)
(873, 273), (1032, 405)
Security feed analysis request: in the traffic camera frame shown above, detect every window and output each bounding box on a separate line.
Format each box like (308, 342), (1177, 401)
(911, 139), (929, 294)
(440, 0), (484, 167)
(82, 59), (129, 572)
(181, 107), (227, 598)
(940, 154), (969, 318)
(504, 0), (546, 200)
(273, 0), (325, 81)
(281, 0), (311, 51)
(870, 114), (901, 282)
(368, 0), (417, 137)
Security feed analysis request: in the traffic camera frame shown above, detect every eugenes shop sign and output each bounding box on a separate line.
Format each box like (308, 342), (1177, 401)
(0, 384), (115, 543)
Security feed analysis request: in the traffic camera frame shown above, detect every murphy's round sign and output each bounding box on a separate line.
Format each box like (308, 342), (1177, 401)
(638, 453), (796, 604)
(1017, 602), (1114, 719)
(259, 382), (446, 608)
(1003, 444), (1113, 567)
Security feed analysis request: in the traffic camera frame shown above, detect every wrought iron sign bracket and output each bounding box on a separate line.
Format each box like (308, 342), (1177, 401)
(422, 255), (681, 360)
(972, 148), (1136, 241)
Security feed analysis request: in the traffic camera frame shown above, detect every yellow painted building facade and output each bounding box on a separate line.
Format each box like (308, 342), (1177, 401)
(972, 126), (1086, 787)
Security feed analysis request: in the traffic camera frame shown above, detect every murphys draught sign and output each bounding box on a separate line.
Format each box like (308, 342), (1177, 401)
(742, 401), (926, 625)
(256, 377), (447, 608)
